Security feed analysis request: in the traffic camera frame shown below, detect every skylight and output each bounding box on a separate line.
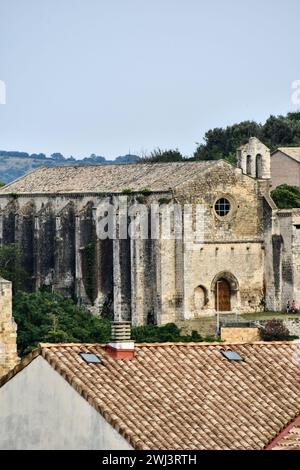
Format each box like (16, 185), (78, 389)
(80, 352), (102, 364)
(221, 350), (243, 362)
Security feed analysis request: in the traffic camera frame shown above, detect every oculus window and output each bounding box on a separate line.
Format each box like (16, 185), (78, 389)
(215, 198), (231, 217)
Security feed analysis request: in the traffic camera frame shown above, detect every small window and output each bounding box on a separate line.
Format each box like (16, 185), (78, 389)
(215, 198), (231, 217)
(80, 352), (102, 364)
(221, 350), (243, 361)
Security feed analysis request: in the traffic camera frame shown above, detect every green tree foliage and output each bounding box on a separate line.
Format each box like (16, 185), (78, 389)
(13, 290), (112, 356)
(0, 181), (5, 188)
(0, 244), (28, 292)
(13, 290), (217, 356)
(193, 112), (300, 162)
(271, 185), (300, 209)
(142, 148), (184, 163)
(260, 319), (290, 341)
(132, 323), (215, 343)
(194, 121), (262, 161)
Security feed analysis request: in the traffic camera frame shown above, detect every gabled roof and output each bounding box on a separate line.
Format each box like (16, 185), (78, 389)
(0, 161), (221, 195)
(273, 147), (300, 163)
(1, 341), (300, 450)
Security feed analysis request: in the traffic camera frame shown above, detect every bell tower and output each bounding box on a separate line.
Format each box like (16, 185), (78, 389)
(237, 137), (271, 179)
(0, 277), (19, 377)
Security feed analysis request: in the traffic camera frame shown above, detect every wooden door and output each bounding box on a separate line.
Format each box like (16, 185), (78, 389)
(215, 278), (231, 311)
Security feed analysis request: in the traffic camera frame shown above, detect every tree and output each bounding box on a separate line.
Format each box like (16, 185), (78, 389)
(193, 121), (262, 162)
(12, 290), (218, 356)
(271, 185), (300, 209)
(0, 181), (5, 188)
(13, 290), (112, 356)
(262, 115), (297, 149)
(0, 244), (28, 292)
(142, 148), (184, 163)
(131, 323), (204, 343)
(193, 112), (300, 162)
(50, 152), (65, 161)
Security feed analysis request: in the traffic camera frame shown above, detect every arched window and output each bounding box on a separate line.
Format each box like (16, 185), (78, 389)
(256, 154), (262, 178)
(246, 155), (252, 175)
(194, 285), (208, 312)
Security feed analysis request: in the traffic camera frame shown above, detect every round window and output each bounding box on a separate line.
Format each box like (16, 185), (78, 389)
(215, 198), (231, 217)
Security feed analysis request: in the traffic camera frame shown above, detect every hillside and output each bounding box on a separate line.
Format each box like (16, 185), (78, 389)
(0, 151), (140, 184)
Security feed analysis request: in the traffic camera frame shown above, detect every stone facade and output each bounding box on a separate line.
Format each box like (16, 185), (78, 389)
(0, 138), (299, 325)
(0, 277), (19, 377)
(220, 327), (260, 342)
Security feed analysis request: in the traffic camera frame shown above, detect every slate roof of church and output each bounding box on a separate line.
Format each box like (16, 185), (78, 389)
(1, 341), (300, 450)
(0, 161), (221, 194)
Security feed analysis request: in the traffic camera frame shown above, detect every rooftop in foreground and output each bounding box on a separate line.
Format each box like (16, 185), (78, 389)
(1, 341), (300, 450)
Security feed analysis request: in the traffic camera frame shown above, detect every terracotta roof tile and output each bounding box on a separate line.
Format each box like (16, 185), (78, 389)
(271, 422), (300, 450)
(1, 341), (300, 450)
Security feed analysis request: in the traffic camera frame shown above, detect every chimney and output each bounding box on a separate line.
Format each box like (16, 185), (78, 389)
(106, 321), (135, 360)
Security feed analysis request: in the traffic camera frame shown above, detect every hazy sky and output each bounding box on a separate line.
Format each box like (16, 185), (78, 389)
(0, 0), (300, 159)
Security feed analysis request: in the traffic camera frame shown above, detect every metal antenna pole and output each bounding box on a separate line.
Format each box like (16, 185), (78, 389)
(216, 281), (220, 337)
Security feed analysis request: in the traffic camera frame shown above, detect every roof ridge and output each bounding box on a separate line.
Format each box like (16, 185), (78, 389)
(39, 340), (298, 348)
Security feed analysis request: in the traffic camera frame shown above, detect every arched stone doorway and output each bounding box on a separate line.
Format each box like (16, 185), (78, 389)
(211, 272), (239, 312)
(215, 278), (231, 311)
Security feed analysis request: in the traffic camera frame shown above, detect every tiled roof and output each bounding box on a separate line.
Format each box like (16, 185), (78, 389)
(0, 161), (220, 194)
(1, 342), (300, 450)
(274, 147), (300, 163)
(270, 420), (300, 450)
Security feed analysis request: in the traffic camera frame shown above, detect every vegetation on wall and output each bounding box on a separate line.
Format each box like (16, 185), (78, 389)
(271, 184), (300, 209)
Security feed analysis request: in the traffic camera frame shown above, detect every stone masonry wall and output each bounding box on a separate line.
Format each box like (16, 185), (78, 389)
(0, 277), (19, 377)
(221, 327), (260, 342)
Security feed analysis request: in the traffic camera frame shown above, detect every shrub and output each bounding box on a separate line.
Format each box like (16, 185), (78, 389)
(132, 323), (205, 343)
(271, 184), (300, 209)
(260, 319), (290, 341)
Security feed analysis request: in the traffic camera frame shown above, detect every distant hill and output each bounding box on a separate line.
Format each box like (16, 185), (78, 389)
(0, 151), (141, 183)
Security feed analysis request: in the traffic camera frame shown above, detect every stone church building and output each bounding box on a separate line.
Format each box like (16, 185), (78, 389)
(0, 137), (298, 324)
